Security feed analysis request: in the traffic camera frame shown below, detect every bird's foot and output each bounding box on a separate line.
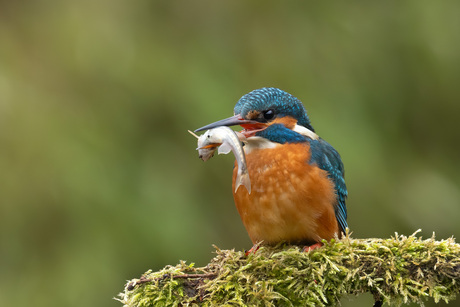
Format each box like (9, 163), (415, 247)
(244, 244), (260, 256)
(302, 242), (323, 252)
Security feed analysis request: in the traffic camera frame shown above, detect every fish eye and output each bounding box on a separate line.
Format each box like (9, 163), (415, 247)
(263, 109), (275, 120)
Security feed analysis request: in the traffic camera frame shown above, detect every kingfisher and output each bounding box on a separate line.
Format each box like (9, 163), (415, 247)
(195, 87), (347, 249)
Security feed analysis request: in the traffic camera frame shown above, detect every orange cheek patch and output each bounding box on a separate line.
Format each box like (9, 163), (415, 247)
(269, 116), (298, 129)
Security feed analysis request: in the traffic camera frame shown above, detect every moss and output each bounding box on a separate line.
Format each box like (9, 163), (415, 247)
(118, 231), (460, 306)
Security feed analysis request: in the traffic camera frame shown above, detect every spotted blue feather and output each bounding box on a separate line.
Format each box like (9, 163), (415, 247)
(235, 88), (315, 132)
(308, 138), (348, 233)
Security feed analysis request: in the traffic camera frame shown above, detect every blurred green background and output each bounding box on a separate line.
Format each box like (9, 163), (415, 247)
(1, 1), (459, 306)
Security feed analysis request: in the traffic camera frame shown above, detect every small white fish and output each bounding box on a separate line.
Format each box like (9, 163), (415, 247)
(188, 127), (251, 194)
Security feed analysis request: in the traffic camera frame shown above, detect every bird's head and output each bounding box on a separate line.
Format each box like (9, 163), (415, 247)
(195, 88), (315, 142)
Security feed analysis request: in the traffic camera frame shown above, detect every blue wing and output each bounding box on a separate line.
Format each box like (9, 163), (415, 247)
(308, 138), (348, 234)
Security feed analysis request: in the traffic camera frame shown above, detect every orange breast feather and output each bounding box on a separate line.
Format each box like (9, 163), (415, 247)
(232, 143), (338, 245)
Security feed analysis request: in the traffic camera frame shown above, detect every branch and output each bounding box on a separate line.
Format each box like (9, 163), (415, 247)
(117, 231), (460, 306)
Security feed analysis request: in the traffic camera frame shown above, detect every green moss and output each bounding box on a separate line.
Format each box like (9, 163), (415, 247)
(118, 231), (460, 306)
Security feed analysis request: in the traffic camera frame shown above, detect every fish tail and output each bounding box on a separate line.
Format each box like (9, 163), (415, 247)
(235, 171), (251, 194)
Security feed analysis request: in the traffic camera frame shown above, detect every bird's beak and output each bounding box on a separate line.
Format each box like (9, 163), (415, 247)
(195, 114), (261, 132)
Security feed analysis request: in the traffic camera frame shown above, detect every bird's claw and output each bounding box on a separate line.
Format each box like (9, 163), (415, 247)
(244, 244), (260, 256)
(302, 242), (323, 252)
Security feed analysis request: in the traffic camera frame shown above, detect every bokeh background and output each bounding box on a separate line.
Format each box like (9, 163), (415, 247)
(1, 1), (459, 306)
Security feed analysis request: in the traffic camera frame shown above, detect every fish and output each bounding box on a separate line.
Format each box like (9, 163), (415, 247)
(188, 127), (251, 194)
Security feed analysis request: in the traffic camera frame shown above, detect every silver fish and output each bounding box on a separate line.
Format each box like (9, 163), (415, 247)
(189, 127), (251, 194)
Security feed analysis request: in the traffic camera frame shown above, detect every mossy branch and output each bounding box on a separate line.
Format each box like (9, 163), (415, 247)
(118, 231), (460, 306)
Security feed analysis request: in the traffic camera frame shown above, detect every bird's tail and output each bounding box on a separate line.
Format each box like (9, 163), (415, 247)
(235, 171), (251, 194)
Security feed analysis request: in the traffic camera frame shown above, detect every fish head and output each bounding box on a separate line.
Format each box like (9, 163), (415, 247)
(196, 130), (222, 161)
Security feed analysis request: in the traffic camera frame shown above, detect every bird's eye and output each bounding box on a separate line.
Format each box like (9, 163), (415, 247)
(263, 109), (275, 120)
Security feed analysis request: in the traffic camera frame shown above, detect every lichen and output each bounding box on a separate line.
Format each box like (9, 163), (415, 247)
(118, 231), (460, 306)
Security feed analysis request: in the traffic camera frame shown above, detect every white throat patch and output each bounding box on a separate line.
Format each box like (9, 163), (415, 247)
(244, 136), (278, 154)
(293, 124), (319, 140)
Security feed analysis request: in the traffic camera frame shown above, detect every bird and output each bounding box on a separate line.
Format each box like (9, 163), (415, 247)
(195, 87), (347, 250)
